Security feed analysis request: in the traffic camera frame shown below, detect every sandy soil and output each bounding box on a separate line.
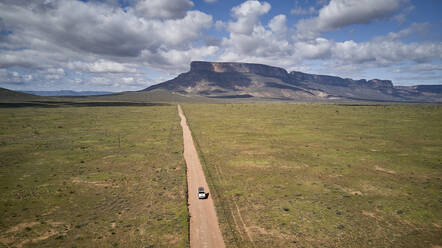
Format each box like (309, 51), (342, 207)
(178, 105), (225, 248)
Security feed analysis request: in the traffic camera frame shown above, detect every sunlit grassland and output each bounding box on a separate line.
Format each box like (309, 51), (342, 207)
(184, 103), (442, 248)
(0, 105), (188, 248)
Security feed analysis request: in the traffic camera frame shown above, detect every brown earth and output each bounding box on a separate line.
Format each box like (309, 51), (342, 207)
(178, 105), (225, 248)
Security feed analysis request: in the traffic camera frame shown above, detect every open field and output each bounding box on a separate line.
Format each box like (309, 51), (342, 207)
(0, 104), (188, 247)
(183, 103), (442, 248)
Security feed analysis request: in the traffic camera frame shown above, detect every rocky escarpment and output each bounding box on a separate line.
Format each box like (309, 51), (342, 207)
(190, 61), (289, 80)
(146, 62), (253, 92)
(143, 61), (441, 102)
(289, 71), (393, 88)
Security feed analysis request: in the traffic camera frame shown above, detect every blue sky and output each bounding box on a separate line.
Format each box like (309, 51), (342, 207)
(0, 0), (441, 91)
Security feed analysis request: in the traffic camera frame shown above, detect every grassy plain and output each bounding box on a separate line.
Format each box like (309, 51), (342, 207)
(183, 103), (442, 248)
(0, 104), (188, 247)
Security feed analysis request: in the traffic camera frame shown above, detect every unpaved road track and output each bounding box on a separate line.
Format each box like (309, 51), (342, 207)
(178, 105), (226, 248)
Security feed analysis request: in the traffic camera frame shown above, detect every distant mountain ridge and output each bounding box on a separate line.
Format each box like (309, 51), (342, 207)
(21, 90), (114, 96)
(144, 61), (442, 102)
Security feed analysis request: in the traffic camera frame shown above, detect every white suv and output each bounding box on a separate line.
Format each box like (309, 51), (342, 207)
(198, 187), (206, 199)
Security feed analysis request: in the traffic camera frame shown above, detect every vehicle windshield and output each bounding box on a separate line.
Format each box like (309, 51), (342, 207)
(198, 187), (204, 193)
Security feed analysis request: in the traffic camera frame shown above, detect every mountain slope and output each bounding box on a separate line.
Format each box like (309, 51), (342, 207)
(143, 61), (442, 102)
(0, 87), (41, 100)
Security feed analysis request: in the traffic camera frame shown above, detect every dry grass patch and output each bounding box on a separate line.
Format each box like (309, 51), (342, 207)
(184, 103), (442, 248)
(0, 104), (188, 247)
(375, 165), (397, 174)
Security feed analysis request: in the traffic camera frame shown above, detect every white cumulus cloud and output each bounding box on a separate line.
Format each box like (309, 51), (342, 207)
(134, 0), (194, 19)
(227, 0), (271, 35)
(296, 0), (404, 39)
(68, 60), (137, 74)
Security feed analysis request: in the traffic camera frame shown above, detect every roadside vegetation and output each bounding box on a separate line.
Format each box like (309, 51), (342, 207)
(0, 104), (188, 247)
(184, 103), (442, 248)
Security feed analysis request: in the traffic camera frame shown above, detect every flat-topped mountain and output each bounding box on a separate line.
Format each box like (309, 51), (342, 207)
(143, 61), (441, 102)
(191, 61), (289, 79)
(2, 62), (440, 103)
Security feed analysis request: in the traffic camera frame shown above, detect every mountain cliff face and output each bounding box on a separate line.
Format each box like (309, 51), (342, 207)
(143, 61), (441, 102)
(191, 61), (290, 79)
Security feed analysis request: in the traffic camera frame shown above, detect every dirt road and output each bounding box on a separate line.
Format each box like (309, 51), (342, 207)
(178, 105), (226, 248)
